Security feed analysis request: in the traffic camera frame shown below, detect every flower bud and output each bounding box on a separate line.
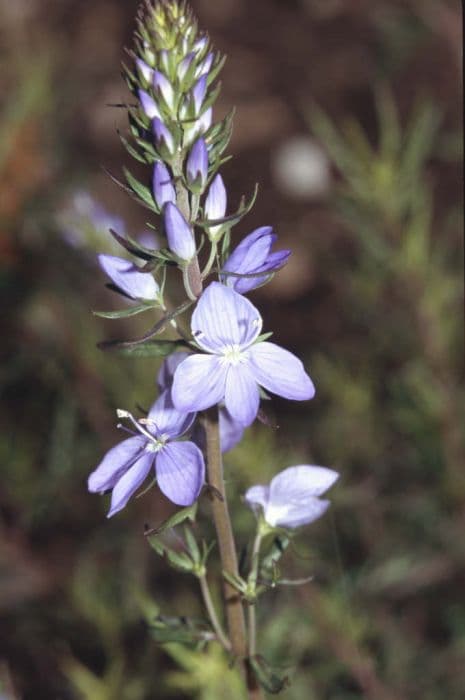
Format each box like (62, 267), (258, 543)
(153, 162), (176, 210)
(138, 89), (162, 120)
(164, 202), (195, 261)
(186, 138), (208, 193)
(136, 58), (154, 84)
(153, 70), (175, 111)
(153, 117), (176, 159)
(204, 174), (227, 240)
(191, 75), (207, 115)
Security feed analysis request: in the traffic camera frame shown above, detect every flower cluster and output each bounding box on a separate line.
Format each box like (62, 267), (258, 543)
(86, 1), (339, 691)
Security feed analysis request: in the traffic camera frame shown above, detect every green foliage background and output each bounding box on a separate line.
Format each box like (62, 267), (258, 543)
(0, 1), (462, 698)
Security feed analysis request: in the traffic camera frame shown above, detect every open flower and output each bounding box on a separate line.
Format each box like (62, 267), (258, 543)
(221, 227), (291, 294)
(171, 283), (315, 426)
(158, 351), (245, 452)
(245, 465), (339, 529)
(98, 254), (160, 301)
(88, 391), (205, 517)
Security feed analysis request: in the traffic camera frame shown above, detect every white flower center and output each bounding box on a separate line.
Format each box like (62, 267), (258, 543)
(222, 344), (244, 366)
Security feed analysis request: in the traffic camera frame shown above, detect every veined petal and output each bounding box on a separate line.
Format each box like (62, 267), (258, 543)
(172, 354), (228, 413)
(224, 364), (260, 427)
(98, 254), (159, 300)
(219, 408), (245, 452)
(88, 436), (146, 493)
(107, 451), (154, 517)
(163, 202), (195, 261)
(191, 283), (262, 352)
(147, 389), (195, 438)
(155, 441), (205, 506)
(248, 342), (315, 401)
(223, 227), (274, 275)
(270, 465), (339, 500)
(265, 497), (330, 529)
(157, 351), (190, 391)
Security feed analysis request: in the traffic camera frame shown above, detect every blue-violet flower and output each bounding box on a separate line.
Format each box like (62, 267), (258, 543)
(245, 465), (339, 529)
(171, 282), (315, 426)
(98, 254), (160, 301)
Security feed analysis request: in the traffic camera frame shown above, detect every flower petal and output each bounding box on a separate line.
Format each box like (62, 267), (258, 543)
(219, 408), (245, 452)
(152, 162), (176, 209)
(191, 282), (262, 353)
(98, 254), (159, 300)
(244, 484), (270, 512)
(156, 441), (205, 506)
(172, 354), (228, 413)
(138, 89), (161, 120)
(204, 174), (226, 237)
(157, 351), (190, 391)
(88, 436), (146, 493)
(223, 227), (274, 277)
(270, 465), (339, 500)
(224, 364), (260, 427)
(107, 451), (154, 517)
(248, 342), (315, 401)
(265, 497), (330, 529)
(147, 389), (195, 438)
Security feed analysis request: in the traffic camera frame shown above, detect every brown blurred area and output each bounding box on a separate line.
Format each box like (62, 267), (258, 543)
(0, 1), (463, 699)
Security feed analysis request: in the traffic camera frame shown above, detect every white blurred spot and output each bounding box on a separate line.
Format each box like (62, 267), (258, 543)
(272, 136), (331, 199)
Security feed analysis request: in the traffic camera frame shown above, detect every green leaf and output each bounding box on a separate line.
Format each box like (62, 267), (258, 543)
(123, 167), (157, 211)
(249, 655), (290, 694)
(260, 535), (290, 573)
(100, 339), (186, 358)
(92, 303), (157, 319)
(146, 502), (198, 537)
(149, 616), (213, 645)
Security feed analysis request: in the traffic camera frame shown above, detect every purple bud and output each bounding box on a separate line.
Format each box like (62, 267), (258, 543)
(186, 138), (208, 191)
(152, 162), (176, 209)
(153, 117), (175, 156)
(179, 52), (195, 81)
(192, 75), (207, 114)
(193, 36), (208, 54)
(204, 174), (227, 239)
(196, 52), (213, 78)
(221, 227), (291, 294)
(164, 203), (195, 261)
(153, 70), (174, 110)
(136, 59), (154, 83)
(138, 89), (161, 120)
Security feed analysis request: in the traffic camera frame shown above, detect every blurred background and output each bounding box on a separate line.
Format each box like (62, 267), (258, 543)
(0, 0), (463, 698)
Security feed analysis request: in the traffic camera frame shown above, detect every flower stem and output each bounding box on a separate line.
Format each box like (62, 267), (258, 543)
(247, 531), (263, 657)
(199, 573), (231, 651)
(202, 407), (264, 699)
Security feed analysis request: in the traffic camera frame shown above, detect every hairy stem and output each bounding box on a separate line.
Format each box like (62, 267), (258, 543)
(202, 407), (263, 699)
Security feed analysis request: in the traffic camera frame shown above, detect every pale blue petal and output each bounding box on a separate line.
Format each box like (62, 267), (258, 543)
(191, 282), (262, 353)
(224, 364), (260, 427)
(156, 441), (205, 506)
(107, 451), (154, 517)
(247, 342), (315, 400)
(244, 484), (270, 513)
(88, 436), (146, 493)
(270, 465), (339, 501)
(147, 389), (195, 438)
(157, 351), (190, 391)
(152, 162), (176, 209)
(172, 354), (228, 412)
(219, 408), (245, 452)
(266, 497), (330, 529)
(98, 254), (159, 300)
